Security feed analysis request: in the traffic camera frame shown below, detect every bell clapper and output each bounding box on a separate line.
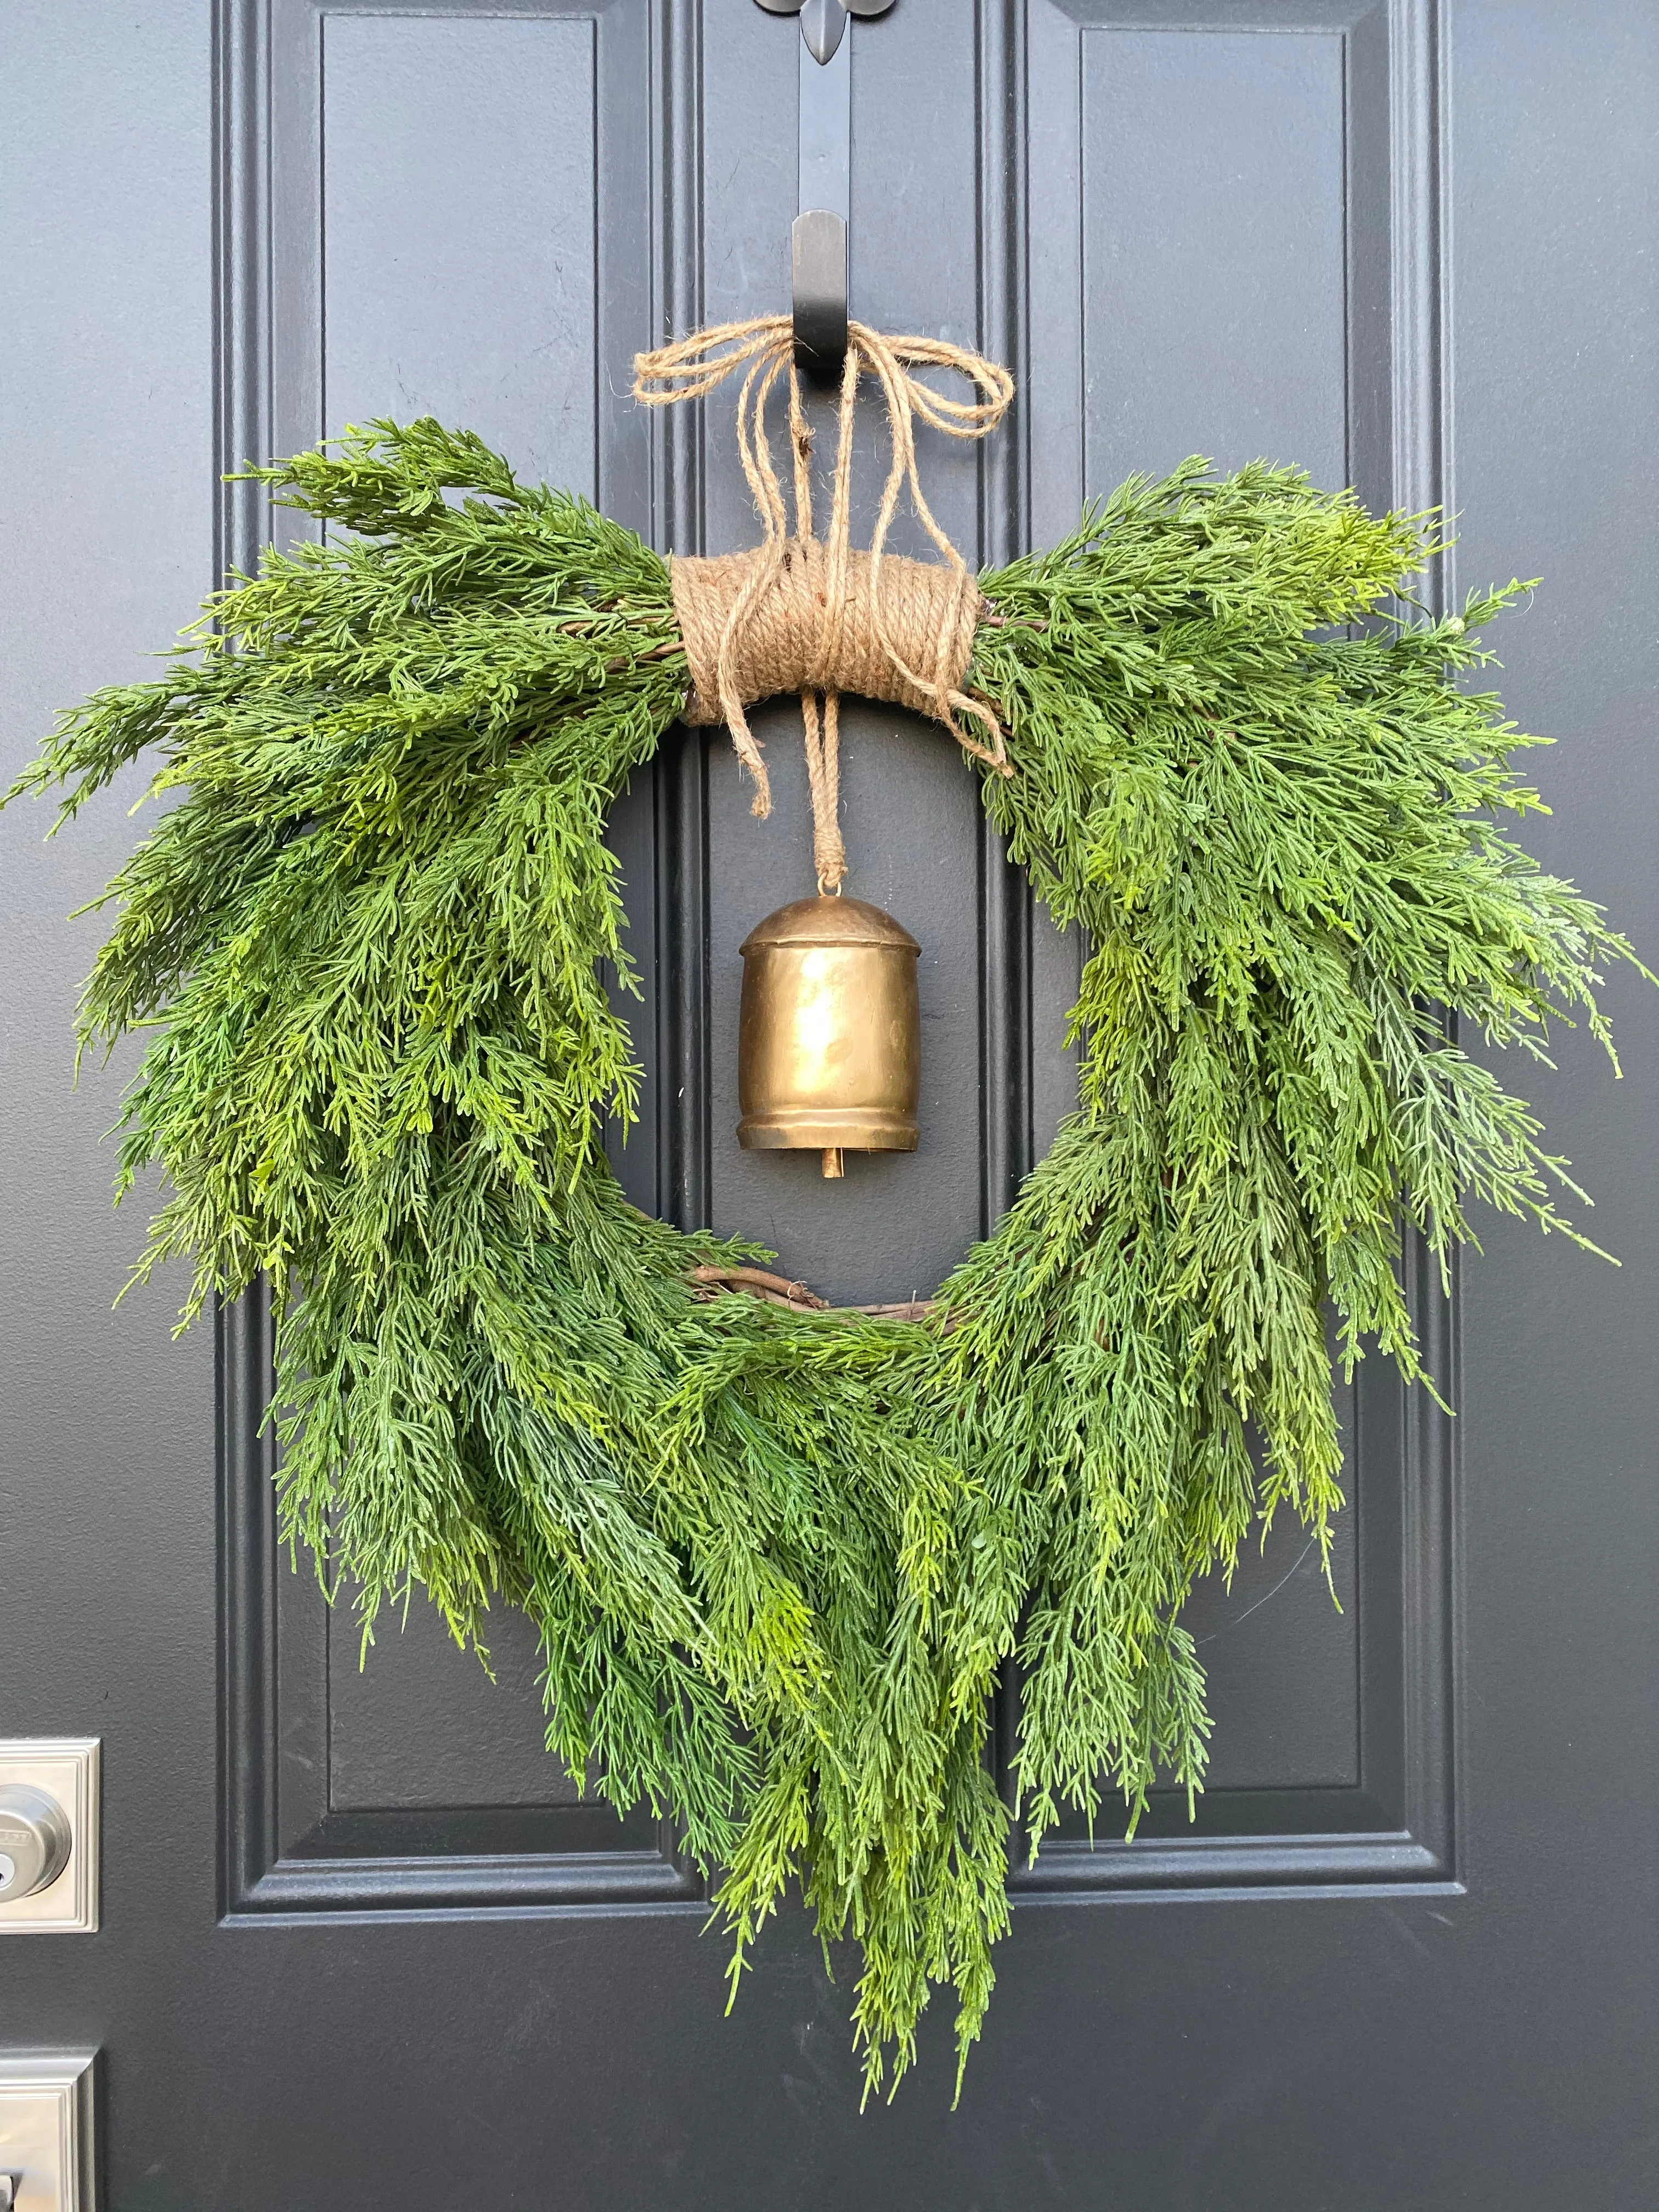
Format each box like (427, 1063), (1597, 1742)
(822, 1147), (845, 1180)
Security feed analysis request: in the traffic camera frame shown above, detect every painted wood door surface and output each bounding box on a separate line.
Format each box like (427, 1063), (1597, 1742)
(2, 2), (1655, 2203)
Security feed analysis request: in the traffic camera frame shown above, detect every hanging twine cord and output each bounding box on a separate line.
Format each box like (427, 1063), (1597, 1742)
(633, 317), (1015, 889)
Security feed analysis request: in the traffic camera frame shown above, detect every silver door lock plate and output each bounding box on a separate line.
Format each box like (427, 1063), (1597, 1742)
(0, 2052), (97, 2210)
(0, 1747), (98, 1936)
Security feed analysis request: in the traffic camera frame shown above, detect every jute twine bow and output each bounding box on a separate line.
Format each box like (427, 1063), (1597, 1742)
(633, 317), (1015, 890)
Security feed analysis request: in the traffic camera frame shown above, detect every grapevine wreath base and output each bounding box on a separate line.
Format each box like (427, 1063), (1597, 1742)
(11, 318), (1643, 2097)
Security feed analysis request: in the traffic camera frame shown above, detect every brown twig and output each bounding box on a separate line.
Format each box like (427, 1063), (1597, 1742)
(600, 640), (684, 676)
(690, 1263), (827, 1308)
(690, 1265), (940, 1325)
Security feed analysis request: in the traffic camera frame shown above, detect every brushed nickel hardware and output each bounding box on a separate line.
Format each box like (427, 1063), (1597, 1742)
(0, 2053), (97, 2210)
(0, 1746), (99, 1936)
(0, 1790), (71, 1904)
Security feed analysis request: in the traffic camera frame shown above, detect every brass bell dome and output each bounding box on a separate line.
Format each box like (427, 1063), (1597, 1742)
(737, 894), (921, 1178)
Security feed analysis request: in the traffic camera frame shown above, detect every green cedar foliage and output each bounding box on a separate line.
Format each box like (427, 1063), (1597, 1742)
(9, 421), (1643, 2098)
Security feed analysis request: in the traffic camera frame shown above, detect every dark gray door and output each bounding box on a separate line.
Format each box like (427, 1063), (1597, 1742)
(3, 1), (1656, 2203)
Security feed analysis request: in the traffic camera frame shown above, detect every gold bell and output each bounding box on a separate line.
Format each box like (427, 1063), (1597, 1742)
(737, 895), (921, 1180)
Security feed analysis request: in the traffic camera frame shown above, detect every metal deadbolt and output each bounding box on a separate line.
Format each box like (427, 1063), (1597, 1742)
(0, 1782), (73, 1901)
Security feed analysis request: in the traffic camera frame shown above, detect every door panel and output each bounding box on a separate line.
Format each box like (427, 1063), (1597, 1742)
(328, 1602), (583, 1813)
(3, 1), (1656, 2204)
(321, 13), (601, 492)
(1017, 0), (1451, 1883)
(1084, 25), (1350, 490)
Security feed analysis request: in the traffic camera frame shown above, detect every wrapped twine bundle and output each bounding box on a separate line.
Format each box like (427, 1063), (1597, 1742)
(637, 316), (1013, 887)
(5, 318), (1642, 2099)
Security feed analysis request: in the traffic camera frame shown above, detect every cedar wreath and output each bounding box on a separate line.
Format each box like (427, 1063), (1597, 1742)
(9, 413), (1644, 2097)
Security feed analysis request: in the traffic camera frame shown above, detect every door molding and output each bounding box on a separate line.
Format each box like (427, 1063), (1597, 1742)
(1002, 0), (1459, 1898)
(219, 1280), (705, 1918)
(213, 0), (706, 1920)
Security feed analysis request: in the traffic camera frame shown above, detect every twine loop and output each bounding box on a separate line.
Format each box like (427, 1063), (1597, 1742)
(633, 318), (1014, 889)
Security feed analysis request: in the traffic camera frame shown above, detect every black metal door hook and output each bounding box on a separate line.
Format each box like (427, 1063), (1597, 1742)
(792, 211), (847, 385)
(755, 0), (895, 68)
(757, 0), (893, 380)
